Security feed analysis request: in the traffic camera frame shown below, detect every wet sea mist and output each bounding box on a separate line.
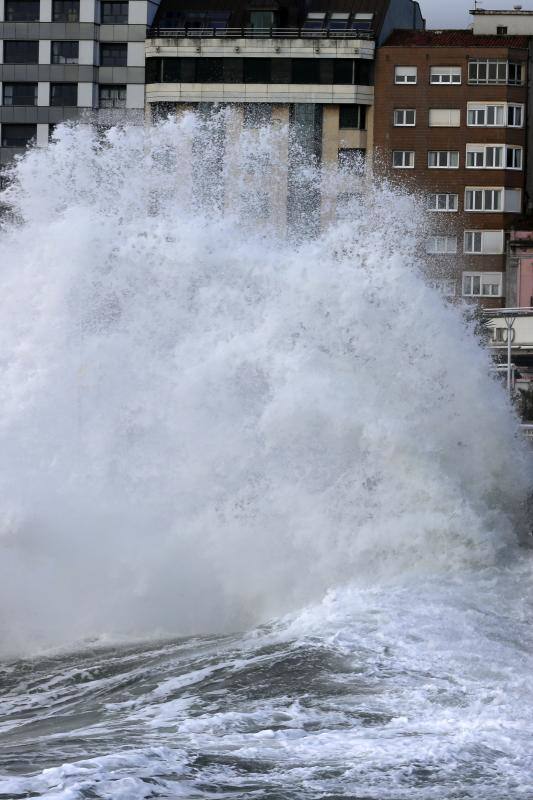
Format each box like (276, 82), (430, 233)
(0, 114), (532, 799)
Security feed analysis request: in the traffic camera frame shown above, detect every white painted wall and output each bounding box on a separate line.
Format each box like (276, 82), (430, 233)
(0, 0), (4, 22)
(37, 82), (50, 106)
(127, 83), (145, 108)
(473, 12), (533, 36)
(78, 82), (94, 107)
(39, 40), (51, 65)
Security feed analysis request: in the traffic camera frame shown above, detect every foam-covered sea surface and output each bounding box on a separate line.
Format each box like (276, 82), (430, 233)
(0, 114), (532, 798)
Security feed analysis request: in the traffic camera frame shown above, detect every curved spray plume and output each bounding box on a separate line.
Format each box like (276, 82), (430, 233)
(0, 113), (530, 655)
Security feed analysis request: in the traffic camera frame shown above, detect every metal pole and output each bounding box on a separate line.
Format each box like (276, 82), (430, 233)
(507, 317), (512, 394)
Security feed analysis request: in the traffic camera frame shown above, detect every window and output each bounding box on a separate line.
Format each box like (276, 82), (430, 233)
(508, 104), (523, 127)
(430, 66), (461, 84)
(426, 236), (457, 254)
(99, 85), (126, 108)
(302, 12), (326, 31)
(395, 66), (417, 84)
(466, 144), (522, 170)
(507, 146), (522, 169)
(244, 58), (271, 83)
(52, 0), (79, 20)
(427, 193), (458, 212)
(467, 102), (523, 127)
(428, 151), (459, 168)
(50, 83), (78, 106)
(462, 272), (502, 296)
(338, 148), (365, 173)
(465, 188), (502, 211)
(394, 108), (415, 126)
(1, 123), (36, 147)
(428, 108), (460, 127)
(497, 25), (507, 34)
(392, 150), (414, 168)
(3, 41), (39, 64)
(328, 12), (349, 32)
(51, 41), (79, 64)
(242, 104), (271, 128)
(100, 43), (127, 67)
(4, 0), (39, 20)
(2, 83), (37, 106)
(350, 12), (373, 31)
(100, 1), (128, 22)
(464, 230), (504, 254)
(290, 58), (319, 83)
(339, 105), (366, 129)
(249, 11), (274, 29)
(468, 59), (524, 85)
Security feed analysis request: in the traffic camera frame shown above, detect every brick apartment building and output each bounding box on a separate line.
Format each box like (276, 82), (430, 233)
(374, 29), (530, 307)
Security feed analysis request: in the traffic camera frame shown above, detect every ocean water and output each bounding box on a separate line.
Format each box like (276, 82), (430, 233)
(0, 113), (532, 798)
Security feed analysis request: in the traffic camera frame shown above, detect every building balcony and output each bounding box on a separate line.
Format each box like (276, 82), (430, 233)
(145, 82), (374, 105)
(146, 36), (374, 61)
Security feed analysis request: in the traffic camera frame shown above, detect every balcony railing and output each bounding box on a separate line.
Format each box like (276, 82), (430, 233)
(147, 26), (374, 40)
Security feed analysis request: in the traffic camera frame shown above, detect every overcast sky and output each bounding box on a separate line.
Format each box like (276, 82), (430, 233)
(418, 0), (527, 29)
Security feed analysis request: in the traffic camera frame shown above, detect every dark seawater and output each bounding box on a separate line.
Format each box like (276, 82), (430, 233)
(1, 568), (533, 799)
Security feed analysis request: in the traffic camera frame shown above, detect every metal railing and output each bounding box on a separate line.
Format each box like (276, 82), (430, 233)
(147, 26), (374, 40)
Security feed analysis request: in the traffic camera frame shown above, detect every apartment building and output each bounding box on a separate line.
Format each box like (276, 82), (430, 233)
(373, 29), (529, 308)
(144, 0), (424, 228)
(0, 0), (160, 167)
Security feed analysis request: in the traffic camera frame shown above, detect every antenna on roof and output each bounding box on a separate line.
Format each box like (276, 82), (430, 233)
(473, 0), (483, 9)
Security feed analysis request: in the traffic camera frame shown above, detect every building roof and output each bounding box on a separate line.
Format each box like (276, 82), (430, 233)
(383, 28), (529, 47)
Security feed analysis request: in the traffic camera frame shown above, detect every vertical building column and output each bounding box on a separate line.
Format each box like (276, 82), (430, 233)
(79, 41), (96, 65)
(40, 0), (52, 23)
(271, 104), (289, 235)
(39, 40), (51, 65)
(36, 124), (49, 146)
(80, 0), (96, 23)
(0, 0), (5, 22)
(78, 82), (94, 108)
(126, 84), (144, 109)
(37, 82), (50, 106)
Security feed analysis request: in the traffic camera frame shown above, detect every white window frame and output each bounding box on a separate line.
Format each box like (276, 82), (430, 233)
(395, 66), (417, 84)
(462, 271), (503, 297)
(426, 236), (458, 254)
(428, 109), (460, 127)
(468, 59), (524, 86)
(466, 143), (523, 170)
(392, 150), (414, 168)
(393, 108), (416, 126)
(427, 193), (458, 212)
(464, 230), (504, 254)
(467, 102), (524, 128)
(464, 187), (502, 212)
(430, 66), (461, 84)
(428, 150), (459, 169)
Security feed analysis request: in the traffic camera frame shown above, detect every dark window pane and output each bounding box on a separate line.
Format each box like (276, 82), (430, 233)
(354, 60), (373, 85)
(162, 58), (180, 81)
(51, 41), (78, 64)
(196, 58), (223, 82)
(243, 103), (272, 127)
(151, 102), (175, 121)
(50, 83), (78, 106)
(2, 83), (37, 105)
(3, 40), (39, 64)
(146, 57), (162, 82)
(52, 0), (79, 21)
(244, 58), (271, 83)
(333, 60), (354, 84)
(100, 43), (127, 67)
(292, 59), (319, 84)
(249, 11), (274, 28)
(339, 104), (366, 129)
(1, 124), (36, 147)
(99, 84), (126, 108)
(223, 58), (243, 83)
(101, 0), (128, 22)
(4, 0), (39, 20)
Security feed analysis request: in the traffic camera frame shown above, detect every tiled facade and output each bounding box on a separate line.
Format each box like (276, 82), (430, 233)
(0, 0), (158, 165)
